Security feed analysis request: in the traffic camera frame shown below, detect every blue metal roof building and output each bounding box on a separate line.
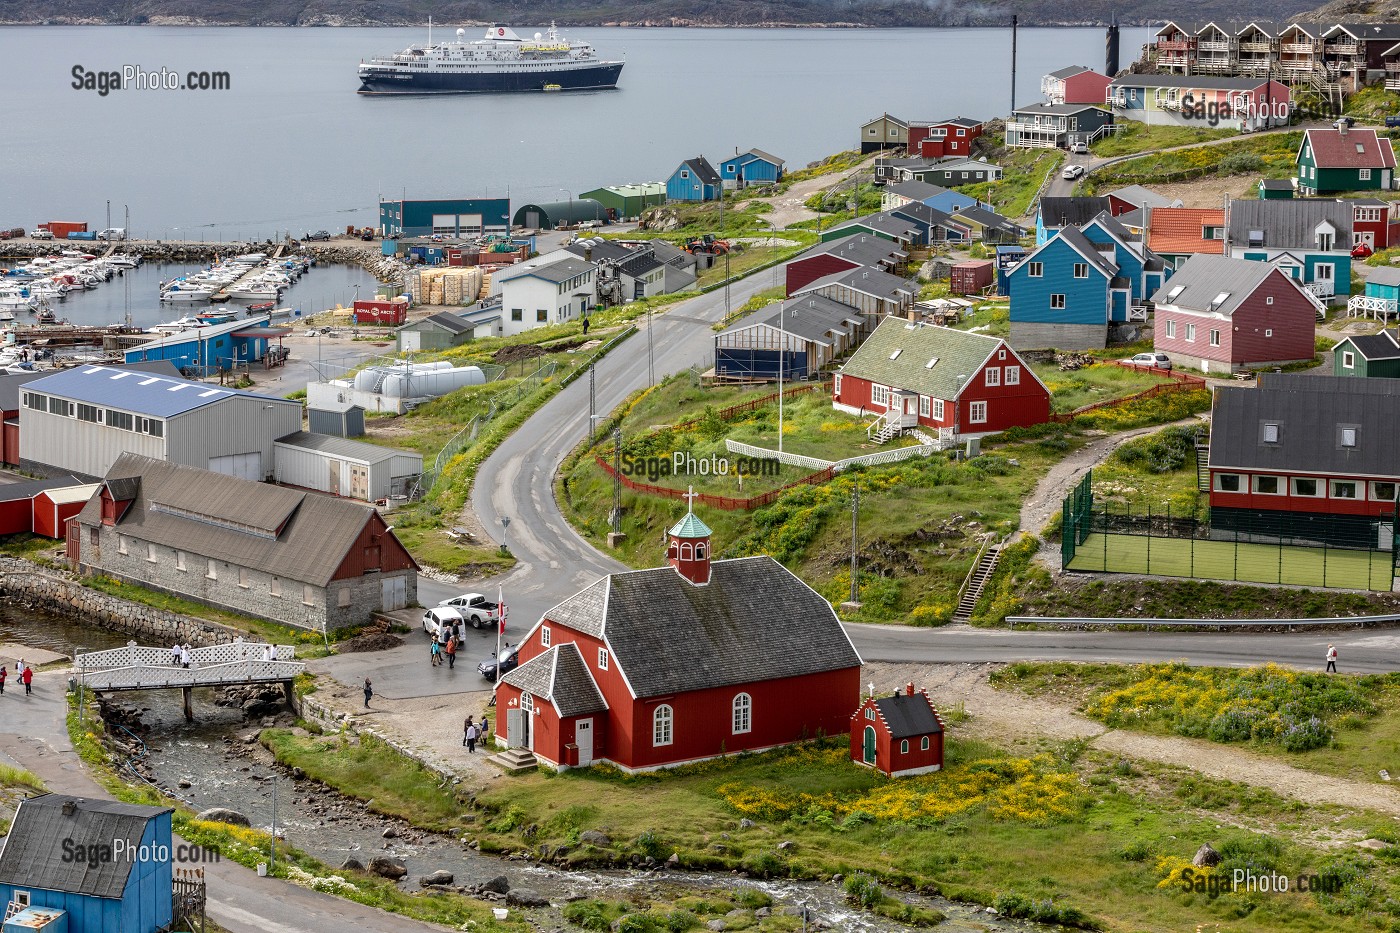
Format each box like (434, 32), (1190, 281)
(122, 316), (287, 376)
(0, 795), (175, 933)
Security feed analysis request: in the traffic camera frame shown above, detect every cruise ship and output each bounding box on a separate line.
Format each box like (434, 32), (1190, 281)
(357, 23), (624, 95)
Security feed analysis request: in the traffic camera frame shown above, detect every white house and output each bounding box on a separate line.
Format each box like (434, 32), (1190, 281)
(491, 251), (597, 337)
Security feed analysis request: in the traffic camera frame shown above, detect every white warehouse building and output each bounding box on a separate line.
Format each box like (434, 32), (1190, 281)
(274, 431), (424, 502)
(19, 365), (303, 482)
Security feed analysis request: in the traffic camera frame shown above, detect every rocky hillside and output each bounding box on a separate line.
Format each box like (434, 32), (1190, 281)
(1307, 0), (1400, 21)
(0, 0), (1315, 27)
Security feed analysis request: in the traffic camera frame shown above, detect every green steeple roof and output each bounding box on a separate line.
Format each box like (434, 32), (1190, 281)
(669, 511), (712, 539)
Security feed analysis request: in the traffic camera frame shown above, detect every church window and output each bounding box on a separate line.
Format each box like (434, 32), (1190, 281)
(653, 705), (673, 746)
(732, 693), (752, 734)
(598, 648), (609, 670)
(696, 543), (707, 560)
(900, 739), (909, 754)
(921, 736), (930, 751)
(680, 542), (693, 560)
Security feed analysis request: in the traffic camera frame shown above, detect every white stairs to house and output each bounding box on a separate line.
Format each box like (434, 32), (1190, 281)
(866, 411), (903, 445)
(488, 748), (539, 773)
(952, 544), (1002, 623)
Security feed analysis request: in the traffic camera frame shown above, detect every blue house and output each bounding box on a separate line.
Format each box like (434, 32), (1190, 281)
(1225, 199), (1353, 306)
(925, 190), (994, 216)
(1008, 217), (1169, 350)
(122, 315), (287, 375)
(666, 156), (722, 202)
(995, 244), (1027, 295)
(1035, 197), (1112, 246)
(718, 149), (785, 189)
(0, 795), (175, 933)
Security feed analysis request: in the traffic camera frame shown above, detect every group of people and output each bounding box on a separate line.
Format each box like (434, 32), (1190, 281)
(431, 621), (463, 669)
(169, 642), (278, 669)
(463, 713), (490, 752)
(0, 662), (33, 696)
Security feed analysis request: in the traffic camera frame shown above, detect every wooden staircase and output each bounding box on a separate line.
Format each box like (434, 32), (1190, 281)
(952, 544), (1002, 623)
(488, 748), (539, 773)
(866, 411), (903, 445)
(1195, 444), (1210, 492)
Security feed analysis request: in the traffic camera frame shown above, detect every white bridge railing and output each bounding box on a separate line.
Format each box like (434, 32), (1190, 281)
(77, 640), (303, 692)
(1348, 294), (1397, 319)
(724, 437), (947, 472)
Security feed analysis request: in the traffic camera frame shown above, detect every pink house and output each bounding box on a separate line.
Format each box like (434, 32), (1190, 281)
(1150, 255), (1317, 374)
(1042, 66), (1112, 106)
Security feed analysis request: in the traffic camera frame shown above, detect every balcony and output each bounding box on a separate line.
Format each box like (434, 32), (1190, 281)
(1196, 59), (1235, 74)
(1279, 59), (1316, 73)
(1157, 39), (1190, 50)
(1239, 41), (1273, 52)
(1281, 42), (1316, 53)
(1327, 41), (1361, 55)
(1006, 120), (1066, 134)
(1388, 75), (1400, 90)
(1198, 40), (1232, 52)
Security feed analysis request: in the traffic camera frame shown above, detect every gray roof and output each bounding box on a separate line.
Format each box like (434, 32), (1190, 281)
(500, 643), (608, 717)
(0, 475), (87, 503)
(874, 691), (944, 739)
(663, 264), (697, 293)
(1048, 65), (1096, 79)
(0, 794), (172, 899)
(1366, 266), (1400, 287)
(796, 234), (907, 267)
(1209, 375), (1400, 476)
(1259, 179), (1295, 190)
(275, 430), (419, 467)
(1013, 102), (1104, 116)
(744, 148), (785, 167)
(1111, 74), (1270, 90)
(1039, 197), (1113, 229)
(1227, 198), (1354, 249)
(0, 371), (46, 411)
(308, 398), (363, 415)
(795, 265), (915, 302)
(827, 213), (918, 242)
(720, 294), (864, 346)
(1149, 254), (1288, 316)
(618, 252), (666, 278)
(498, 256), (595, 285)
(888, 201), (966, 233)
(839, 316), (1007, 400)
(1052, 225), (1118, 279)
(1328, 22), (1400, 41)
(1106, 185), (1180, 211)
(885, 180), (948, 202)
(75, 453), (400, 587)
(540, 556), (860, 697)
(951, 206), (1026, 236)
(564, 239), (634, 264)
(414, 311), (474, 335)
(22, 364), (296, 419)
(679, 157), (721, 185)
(1339, 330), (1400, 361)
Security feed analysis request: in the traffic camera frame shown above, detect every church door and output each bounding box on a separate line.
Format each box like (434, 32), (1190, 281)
(863, 726), (876, 765)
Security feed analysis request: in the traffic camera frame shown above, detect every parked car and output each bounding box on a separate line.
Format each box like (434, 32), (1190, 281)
(478, 644), (519, 682)
(359, 230), (374, 241)
(305, 230), (332, 241)
(1121, 351), (1172, 371)
(422, 606), (465, 638)
(1061, 165), (1086, 180)
(437, 592), (501, 629)
(29, 229), (53, 240)
(1335, 116), (1357, 128)
(1069, 141), (1089, 154)
(1386, 115), (1400, 128)
(1352, 243), (1374, 259)
(97, 228), (126, 241)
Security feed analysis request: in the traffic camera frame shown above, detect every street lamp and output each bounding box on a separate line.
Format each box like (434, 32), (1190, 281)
(500, 516), (511, 556)
(559, 188), (573, 230)
(777, 306), (800, 454)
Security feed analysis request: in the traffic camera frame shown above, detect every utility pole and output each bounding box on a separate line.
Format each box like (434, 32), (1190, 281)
(588, 365), (596, 439)
(845, 485), (861, 609)
(268, 773), (278, 875)
(647, 304), (654, 387)
(611, 427), (623, 534)
(106, 200), (111, 230)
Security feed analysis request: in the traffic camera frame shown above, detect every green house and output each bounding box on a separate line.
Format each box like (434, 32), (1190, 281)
(1296, 127), (1396, 196)
(578, 183), (666, 222)
(1334, 331), (1400, 378)
(396, 311), (477, 352)
(1258, 178), (1295, 200)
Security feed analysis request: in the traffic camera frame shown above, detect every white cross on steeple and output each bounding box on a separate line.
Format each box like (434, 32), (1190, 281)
(682, 485), (698, 514)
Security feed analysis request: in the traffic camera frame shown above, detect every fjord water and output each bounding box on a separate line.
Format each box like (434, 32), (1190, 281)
(0, 25), (1150, 238)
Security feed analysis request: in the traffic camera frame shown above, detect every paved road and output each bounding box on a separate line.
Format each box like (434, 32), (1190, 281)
(0, 671), (448, 933)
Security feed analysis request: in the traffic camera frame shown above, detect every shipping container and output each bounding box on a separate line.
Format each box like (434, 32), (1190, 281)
(352, 298), (409, 326)
(45, 221), (88, 240)
(950, 259), (995, 296)
(67, 231), (98, 241)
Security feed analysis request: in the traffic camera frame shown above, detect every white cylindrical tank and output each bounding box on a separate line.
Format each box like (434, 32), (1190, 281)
(354, 367), (389, 392)
(380, 365), (486, 398)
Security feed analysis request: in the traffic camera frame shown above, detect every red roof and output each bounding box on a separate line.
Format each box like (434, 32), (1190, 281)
(1147, 208), (1226, 256)
(1304, 128), (1397, 170)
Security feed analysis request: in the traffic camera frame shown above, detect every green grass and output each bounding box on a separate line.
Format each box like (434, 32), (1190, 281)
(1087, 132), (1303, 190)
(1067, 534), (1394, 591)
(958, 142), (1064, 218)
(1089, 123), (1235, 158)
(1033, 362), (1179, 414)
(0, 763), (46, 793)
(694, 242), (808, 289)
(1343, 86), (1400, 121)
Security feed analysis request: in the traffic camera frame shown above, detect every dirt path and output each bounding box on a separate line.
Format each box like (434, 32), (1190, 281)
(742, 154), (876, 230)
(865, 661), (1400, 820)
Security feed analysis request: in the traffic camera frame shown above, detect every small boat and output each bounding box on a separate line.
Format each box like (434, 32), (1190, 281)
(149, 315), (204, 333)
(196, 310), (237, 325)
(246, 302), (276, 315)
(36, 308), (56, 324)
(0, 311), (14, 322)
(543, 83), (562, 92)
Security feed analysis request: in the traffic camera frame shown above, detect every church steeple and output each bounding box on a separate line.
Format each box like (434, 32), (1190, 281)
(667, 487), (712, 585)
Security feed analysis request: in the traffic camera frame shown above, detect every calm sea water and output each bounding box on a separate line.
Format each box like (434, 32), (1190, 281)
(0, 25), (1150, 239)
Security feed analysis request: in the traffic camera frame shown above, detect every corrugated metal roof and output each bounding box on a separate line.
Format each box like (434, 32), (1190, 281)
(75, 453), (390, 587)
(795, 266), (915, 302)
(0, 794), (171, 899)
(41, 484), (100, 506)
(274, 431), (420, 467)
(1149, 255), (1284, 317)
(729, 294), (864, 344)
(1226, 199), (1354, 249)
(886, 180), (948, 202)
(23, 365), (296, 419)
(839, 316), (1003, 400)
(0, 475), (86, 503)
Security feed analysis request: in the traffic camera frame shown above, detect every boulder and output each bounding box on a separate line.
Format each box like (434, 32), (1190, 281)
(505, 887), (549, 908)
(579, 830), (612, 847)
(480, 874), (510, 894)
(382, 826), (399, 839)
(420, 870), (454, 887)
(738, 818), (755, 829)
(1358, 838), (1391, 851)
(195, 807), (250, 827)
(706, 921), (726, 932)
(666, 853), (681, 868)
(340, 857), (365, 872)
(777, 840), (795, 851)
(1192, 843), (1222, 868)
(368, 856), (408, 880)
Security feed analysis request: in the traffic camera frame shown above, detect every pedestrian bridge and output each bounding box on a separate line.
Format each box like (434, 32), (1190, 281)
(76, 640), (305, 719)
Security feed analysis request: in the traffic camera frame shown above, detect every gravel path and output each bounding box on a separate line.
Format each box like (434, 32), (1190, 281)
(865, 661), (1400, 820)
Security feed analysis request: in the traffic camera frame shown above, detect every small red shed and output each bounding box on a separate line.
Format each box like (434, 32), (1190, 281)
(949, 259), (995, 296)
(851, 683), (945, 778)
(32, 483), (99, 539)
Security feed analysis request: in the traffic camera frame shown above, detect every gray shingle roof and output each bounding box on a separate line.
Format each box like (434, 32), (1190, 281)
(874, 691), (944, 739)
(722, 294), (863, 346)
(1111, 74), (1270, 90)
(1339, 331), (1400, 360)
(1208, 375), (1400, 476)
(0, 794), (172, 899)
(680, 157), (721, 185)
(1048, 65), (1095, 79)
(951, 206), (1026, 236)
(795, 266), (915, 302)
(1039, 197), (1113, 229)
(498, 256), (595, 285)
(1106, 185), (1180, 211)
(501, 643), (608, 717)
(75, 453), (400, 587)
(839, 317), (1004, 400)
(1259, 179), (1294, 190)
(541, 557), (860, 697)
(826, 213), (918, 242)
(888, 202), (966, 234)
(745, 148), (785, 167)
(796, 234), (907, 266)
(1150, 255), (1289, 316)
(0, 475), (86, 503)
(1227, 199), (1353, 250)
(275, 431), (418, 466)
(1013, 102), (1104, 116)
(886, 180), (948, 202)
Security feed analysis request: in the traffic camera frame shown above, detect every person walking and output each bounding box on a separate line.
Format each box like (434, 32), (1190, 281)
(463, 715), (474, 746)
(430, 638), (441, 666)
(21, 665), (33, 696)
(0, 664), (7, 695)
(363, 677), (373, 707)
(582, 315), (590, 336)
(446, 635), (457, 670)
(181, 644), (192, 670)
(171, 642), (182, 666)
(465, 722), (478, 753)
(479, 714), (490, 745)
(1326, 644), (1338, 674)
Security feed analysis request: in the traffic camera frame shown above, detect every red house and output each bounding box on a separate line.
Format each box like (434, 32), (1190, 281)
(1348, 198), (1400, 252)
(1208, 374), (1400, 548)
(784, 235), (907, 298)
(909, 118), (984, 160)
(0, 477), (92, 537)
(32, 483), (99, 539)
(832, 317), (1051, 440)
(1150, 255), (1317, 374)
(851, 683), (945, 778)
(1041, 66), (1112, 107)
(496, 508), (862, 772)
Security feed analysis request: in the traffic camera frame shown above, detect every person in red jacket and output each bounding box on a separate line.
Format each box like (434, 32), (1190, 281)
(21, 665), (33, 696)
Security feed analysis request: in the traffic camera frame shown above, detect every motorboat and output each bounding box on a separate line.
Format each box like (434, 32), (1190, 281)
(195, 310), (237, 324)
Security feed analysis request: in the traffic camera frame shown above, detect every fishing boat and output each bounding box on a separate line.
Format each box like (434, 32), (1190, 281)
(196, 310), (237, 325)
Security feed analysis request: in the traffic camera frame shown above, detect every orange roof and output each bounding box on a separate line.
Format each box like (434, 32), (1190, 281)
(1147, 207), (1226, 256)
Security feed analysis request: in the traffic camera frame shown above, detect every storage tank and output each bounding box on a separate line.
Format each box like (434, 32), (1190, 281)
(380, 365), (486, 398)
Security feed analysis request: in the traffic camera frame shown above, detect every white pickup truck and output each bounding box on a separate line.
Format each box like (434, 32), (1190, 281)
(437, 592), (502, 629)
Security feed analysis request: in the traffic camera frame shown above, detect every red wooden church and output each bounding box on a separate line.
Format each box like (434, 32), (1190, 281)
(496, 502), (863, 771)
(851, 683), (946, 777)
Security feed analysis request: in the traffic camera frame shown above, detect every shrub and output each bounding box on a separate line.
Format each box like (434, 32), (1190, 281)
(1116, 840), (1151, 862)
(845, 872), (884, 909)
(741, 852), (785, 878)
(908, 602), (955, 627)
(1217, 151), (1265, 175)
(1112, 424), (1199, 474)
(994, 893), (1100, 929)
(636, 830), (666, 860)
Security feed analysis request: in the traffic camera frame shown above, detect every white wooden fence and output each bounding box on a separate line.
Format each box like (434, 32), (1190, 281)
(724, 438), (945, 473)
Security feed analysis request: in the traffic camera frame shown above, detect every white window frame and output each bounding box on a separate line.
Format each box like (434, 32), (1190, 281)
(1050, 294), (1066, 310)
(1342, 351), (1355, 369)
(541, 625), (551, 647)
(1330, 479), (1360, 500)
(1073, 262), (1088, 278)
(238, 567), (250, 588)
(1185, 323), (1197, 342)
(653, 705), (674, 746)
(1369, 481), (1398, 501)
(969, 401), (987, 424)
(1360, 168), (1373, 181)
(900, 739), (909, 754)
(1213, 473), (1245, 493)
(919, 395), (931, 417)
(1263, 422), (1280, 443)
(1005, 365), (1021, 386)
(833, 374), (842, 395)
(1291, 477), (1324, 498)
(1341, 427), (1357, 447)
(598, 648), (609, 670)
(985, 367), (1000, 387)
(921, 736), (930, 751)
(1165, 319), (1176, 338)
(270, 577), (281, 598)
(175, 550), (186, 572)
(870, 384), (890, 407)
(933, 398), (945, 420)
(1209, 329), (1221, 347)
(732, 693), (752, 734)
(1253, 475), (1285, 495)
(1027, 261), (1043, 278)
